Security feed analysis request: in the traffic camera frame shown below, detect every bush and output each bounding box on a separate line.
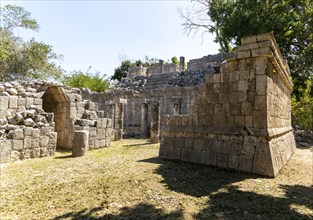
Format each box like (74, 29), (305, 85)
(62, 70), (110, 92)
(291, 78), (313, 130)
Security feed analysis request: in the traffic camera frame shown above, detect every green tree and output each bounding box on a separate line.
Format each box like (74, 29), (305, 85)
(111, 60), (134, 81)
(0, 4), (63, 81)
(62, 69), (110, 92)
(171, 56), (179, 65)
(292, 76), (313, 129)
(180, 0), (313, 100)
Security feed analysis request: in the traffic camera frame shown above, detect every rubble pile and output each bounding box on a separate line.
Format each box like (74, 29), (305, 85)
(112, 75), (149, 92)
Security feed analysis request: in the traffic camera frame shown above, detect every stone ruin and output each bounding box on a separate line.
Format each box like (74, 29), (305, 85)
(0, 81), (113, 162)
(0, 33), (296, 177)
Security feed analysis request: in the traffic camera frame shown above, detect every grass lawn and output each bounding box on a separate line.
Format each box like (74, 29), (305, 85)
(0, 139), (312, 220)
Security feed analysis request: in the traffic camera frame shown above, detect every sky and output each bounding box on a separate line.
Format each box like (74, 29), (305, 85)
(1, 0), (219, 77)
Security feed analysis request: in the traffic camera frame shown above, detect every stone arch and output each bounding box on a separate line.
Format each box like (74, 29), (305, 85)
(42, 86), (70, 149)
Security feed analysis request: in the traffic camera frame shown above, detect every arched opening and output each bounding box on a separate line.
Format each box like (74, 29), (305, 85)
(42, 86), (69, 149)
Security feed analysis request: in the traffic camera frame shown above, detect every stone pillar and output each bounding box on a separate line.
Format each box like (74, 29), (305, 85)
(179, 56), (185, 71)
(105, 101), (115, 123)
(72, 130), (89, 157)
(141, 101), (149, 138)
(150, 101), (160, 143)
(159, 60), (164, 73)
(114, 102), (124, 140)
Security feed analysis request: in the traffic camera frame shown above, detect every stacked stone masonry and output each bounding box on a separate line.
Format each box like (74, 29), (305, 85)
(78, 33), (296, 177)
(0, 81), (113, 163)
(159, 33), (296, 177)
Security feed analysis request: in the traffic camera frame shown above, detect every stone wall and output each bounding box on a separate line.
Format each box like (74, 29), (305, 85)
(187, 53), (235, 71)
(127, 66), (148, 78)
(0, 81), (113, 163)
(80, 54), (226, 138)
(159, 33), (296, 177)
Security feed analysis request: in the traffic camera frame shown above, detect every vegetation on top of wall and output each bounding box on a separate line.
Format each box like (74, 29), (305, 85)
(111, 56), (180, 81)
(62, 69), (110, 92)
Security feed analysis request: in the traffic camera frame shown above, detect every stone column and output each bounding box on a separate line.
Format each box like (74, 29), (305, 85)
(114, 102), (124, 140)
(141, 100), (149, 138)
(159, 60), (164, 73)
(72, 130), (89, 157)
(179, 56), (185, 71)
(105, 101), (115, 124)
(150, 101), (160, 143)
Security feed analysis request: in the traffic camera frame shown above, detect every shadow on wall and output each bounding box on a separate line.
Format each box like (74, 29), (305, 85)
(52, 157), (313, 219)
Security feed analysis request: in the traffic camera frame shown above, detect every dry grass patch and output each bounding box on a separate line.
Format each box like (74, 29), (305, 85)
(0, 139), (312, 219)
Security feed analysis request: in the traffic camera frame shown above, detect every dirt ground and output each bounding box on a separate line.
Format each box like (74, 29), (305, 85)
(0, 139), (312, 220)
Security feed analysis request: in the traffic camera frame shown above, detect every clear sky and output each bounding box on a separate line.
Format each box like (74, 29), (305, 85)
(1, 0), (219, 77)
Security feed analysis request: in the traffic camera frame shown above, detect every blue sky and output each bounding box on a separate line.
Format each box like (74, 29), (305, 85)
(1, 0), (219, 77)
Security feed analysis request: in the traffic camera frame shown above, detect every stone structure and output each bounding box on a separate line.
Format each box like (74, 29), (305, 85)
(0, 81), (113, 163)
(72, 130), (89, 157)
(150, 101), (160, 143)
(80, 33), (295, 177)
(1, 33), (295, 177)
(159, 33), (295, 177)
(80, 53), (228, 138)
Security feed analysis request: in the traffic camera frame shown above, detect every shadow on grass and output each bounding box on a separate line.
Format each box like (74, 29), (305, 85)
(53, 203), (183, 220)
(52, 156), (313, 219)
(122, 142), (152, 147)
(53, 148), (73, 159)
(53, 155), (73, 160)
(140, 157), (313, 219)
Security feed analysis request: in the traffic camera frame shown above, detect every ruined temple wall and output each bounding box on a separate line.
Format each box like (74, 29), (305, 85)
(187, 53), (235, 71)
(0, 82), (113, 163)
(80, 88), (197, 138)
(123, 94), (150, 137)
(147, 63), (179, 75)
(159, 87), (198, 116)
(163, 64), (179, 73)
(159, 33), (295, 177)
(127, 66), (149, 78)
(0, 82), (57, 163)
(80, 89), (113, 118)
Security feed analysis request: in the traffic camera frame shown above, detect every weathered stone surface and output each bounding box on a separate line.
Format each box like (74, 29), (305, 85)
(12, 140), (23, 150)
(72, 130), (89, 157)
(157, 33), (295, 177)
(0, 80), (113, 163)
(12, 129), (24, 140)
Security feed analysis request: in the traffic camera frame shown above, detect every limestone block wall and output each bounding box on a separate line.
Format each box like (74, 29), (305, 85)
(80, 88), (197, 138)
(159, 33), (296, 177)
(75, 118), (113, 149)
(127, 66), (148, 78)
(163, 63), (179, 73)
(187, 53), (235, 71)
(0, 82), (58, 163)
(0, 81), (114, 163)
(148, 62), (179, 75)
(52, 88), (113, 150)
(159, 87), (198, 116)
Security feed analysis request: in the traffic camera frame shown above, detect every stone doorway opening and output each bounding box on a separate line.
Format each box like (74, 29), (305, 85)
(42, 86), (69, 149)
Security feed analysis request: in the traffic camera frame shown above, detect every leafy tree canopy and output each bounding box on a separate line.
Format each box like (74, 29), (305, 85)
(171, 56), (179, 65)
(62, 69), (110, 92)
(0, 4), (63, 81)
(180, 0), (313, 100)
